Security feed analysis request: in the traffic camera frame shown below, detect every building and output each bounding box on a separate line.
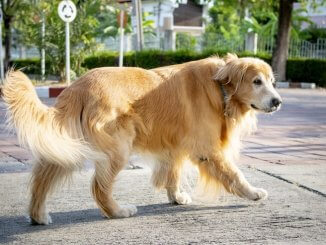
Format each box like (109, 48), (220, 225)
(128, 0), (212, 50)
(294, 1), (326, 29)
(142, 0), (211, 38)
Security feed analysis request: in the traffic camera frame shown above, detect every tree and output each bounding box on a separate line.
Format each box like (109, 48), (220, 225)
(206, 0), (324, 82)
(176, 32), (197, 50)
(206, 0), (279, 40)
(15, 0), (108, 80)
(206, 0), (243, 40)
(272, 0), (326, 81)
(15, 0), (154, 79)
(300, 26), (326, 43)
(0, 0), (28, 69)
(95, 5), (155, 40)
(271, 0), (295, 82)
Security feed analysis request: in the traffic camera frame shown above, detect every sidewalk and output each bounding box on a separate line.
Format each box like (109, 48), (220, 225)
(0, 89), (325, 244)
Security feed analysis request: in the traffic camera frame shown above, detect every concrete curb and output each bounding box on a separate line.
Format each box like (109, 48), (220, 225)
(0, 86), (66, 98)
(35, 87), (66, 98)
(276, 82), (316, 89)
(0, 82), (318, 98)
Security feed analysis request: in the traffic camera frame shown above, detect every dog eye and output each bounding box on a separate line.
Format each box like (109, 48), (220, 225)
(253, 79), (262, 85)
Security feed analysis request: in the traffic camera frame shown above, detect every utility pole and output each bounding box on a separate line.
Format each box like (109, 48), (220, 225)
(119, 10), (125, 67)
(41, 10), (45, 82)
(132, 0), (143, 51)
(58, 0), (77, 85)
(156, 0), (162, 48)
(0, 6), (4, 83)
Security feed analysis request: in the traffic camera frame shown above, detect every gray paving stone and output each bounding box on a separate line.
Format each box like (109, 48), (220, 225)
(1, 89), (326, 244)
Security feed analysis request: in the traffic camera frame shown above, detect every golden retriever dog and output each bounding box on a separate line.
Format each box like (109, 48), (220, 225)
(3, 53), (282, 225)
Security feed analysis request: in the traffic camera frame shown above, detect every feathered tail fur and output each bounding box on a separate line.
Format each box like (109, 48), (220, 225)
(2, 70), (103, 169)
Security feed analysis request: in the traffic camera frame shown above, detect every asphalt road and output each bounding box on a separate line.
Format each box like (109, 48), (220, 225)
(0, 89), (326, 244)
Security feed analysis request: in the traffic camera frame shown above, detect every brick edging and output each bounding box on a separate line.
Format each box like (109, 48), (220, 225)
(276, 82), (316, 89)
(35, 87), (66, 98)
(0, 83), (318, 99)
(0, 86), (66, 98)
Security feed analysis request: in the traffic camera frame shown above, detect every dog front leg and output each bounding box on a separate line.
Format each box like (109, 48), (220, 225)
(194, 153), (268, 201)
(151, 156), (192, 205)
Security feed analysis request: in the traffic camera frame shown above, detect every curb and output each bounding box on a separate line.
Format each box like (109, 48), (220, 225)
(35, 87), (66, 98)
(0, 86), (66, 98)
(276, 82), (316, 89)
(0, 82), (318, 98)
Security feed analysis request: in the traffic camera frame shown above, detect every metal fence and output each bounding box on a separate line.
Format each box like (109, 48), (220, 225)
(197, 35), (326, 59)
(97, 34), (160, 52)
(288, 38), (326, 59)
(98, 34), (326, 59)
(11, 34), (326, 60)
(195, 34), (246, 53)
(11, 46), (39, 59)
(257, 36), (326, 59)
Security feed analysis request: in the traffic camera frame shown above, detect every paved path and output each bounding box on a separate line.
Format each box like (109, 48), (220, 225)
(0, 89), (325, 244)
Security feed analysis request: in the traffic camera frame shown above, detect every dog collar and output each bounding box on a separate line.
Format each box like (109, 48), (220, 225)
(219, 83), (228, 104)
(219, 83), (230, 117)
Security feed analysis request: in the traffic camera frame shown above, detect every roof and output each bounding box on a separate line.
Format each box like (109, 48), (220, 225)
(174, 0), (203, 27)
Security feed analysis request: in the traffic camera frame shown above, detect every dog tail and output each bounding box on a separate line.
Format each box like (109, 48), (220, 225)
(2, 70), (102, 169)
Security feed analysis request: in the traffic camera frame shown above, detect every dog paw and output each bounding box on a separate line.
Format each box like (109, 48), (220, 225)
(170, 192), (192, 205)
(251, 187), (268, 201)
(112, 204), (138, 218)
(30, 213), (52, 225)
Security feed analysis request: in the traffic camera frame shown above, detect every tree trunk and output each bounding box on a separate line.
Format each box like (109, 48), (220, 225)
(4, 16), (12, 70)
(272, 0), (294, 82)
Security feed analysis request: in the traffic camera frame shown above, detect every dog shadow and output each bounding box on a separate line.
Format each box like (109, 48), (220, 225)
(0, 203), (249, 243)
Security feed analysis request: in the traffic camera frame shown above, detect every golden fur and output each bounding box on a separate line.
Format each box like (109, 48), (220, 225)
(2, 54), (281, 224)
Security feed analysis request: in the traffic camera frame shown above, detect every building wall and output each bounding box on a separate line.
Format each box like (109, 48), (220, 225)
(294, 1), (326, 29)
(142, 0), (176, 29)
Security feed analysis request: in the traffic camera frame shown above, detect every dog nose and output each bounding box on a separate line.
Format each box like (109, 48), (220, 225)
(271, 98), (282, 107)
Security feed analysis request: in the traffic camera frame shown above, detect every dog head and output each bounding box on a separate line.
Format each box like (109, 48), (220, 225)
(215, 53), (282, 113)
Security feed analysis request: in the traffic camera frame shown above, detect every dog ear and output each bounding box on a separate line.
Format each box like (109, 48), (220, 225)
(214, 64), (231, 84)
(214, 53), (239, 84)
(224, 53), (238, 64)
(214, 56), (248, 96)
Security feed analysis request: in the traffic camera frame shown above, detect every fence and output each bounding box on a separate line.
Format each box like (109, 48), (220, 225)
(11, 34), (326, 60)
(288, 38), (326, 59)
(97, 34), (160, 52)
(11, 46), (39, 59)
(196, 35), (326, 59)
(98, 34), (326, 59)
(257, 36), (326, 59)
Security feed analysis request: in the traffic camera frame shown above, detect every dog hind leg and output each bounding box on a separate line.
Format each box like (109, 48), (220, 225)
(90, 124), (137, 218)
(29, 161), (73, 225)
(92, 153), (137, 218)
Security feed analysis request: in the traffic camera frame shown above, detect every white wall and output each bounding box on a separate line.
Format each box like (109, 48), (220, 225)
(142, 0), (176, 29)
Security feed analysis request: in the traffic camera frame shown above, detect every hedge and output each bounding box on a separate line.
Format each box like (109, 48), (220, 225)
(10, 58), (42, 75)
(81, 49), (271, 70)
(83, 50), (326, 87)
(82, 50), (201, 69)
(10, 50), (326, 87)
(286, 58), (326, 86)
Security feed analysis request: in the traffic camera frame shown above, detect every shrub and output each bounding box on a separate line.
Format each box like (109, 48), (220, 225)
(176, 33), (198, 50)
(287, 58), (326, 87)
(81, 51), (118, 69)
(10, 58), (43, 75)
(83, 49), (199, 69)
(11, 50), (326, 87)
